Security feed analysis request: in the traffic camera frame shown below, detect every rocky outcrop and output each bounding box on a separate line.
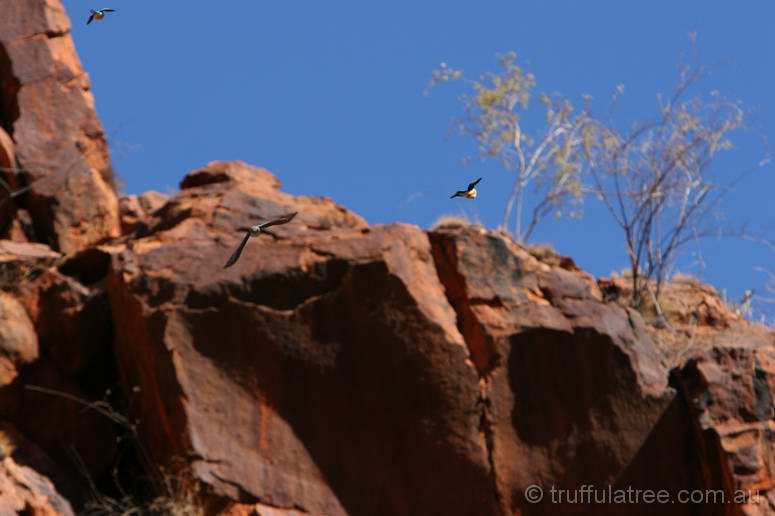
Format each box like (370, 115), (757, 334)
(118, 191), (168, 235)
(142, 160), (367, 238)
(99, 160), (775, 516)
(2, 2), (775, 514)
(0, 0), (119, 253)
(0, 240), (118, 501)
(0, 457), (74, 516)
(0, 291), (38, 386)
(105, 162), (499, 515)
(674, 347), (775, 516)
(0, 424), (75, 516)
(429, 229), (683, 515)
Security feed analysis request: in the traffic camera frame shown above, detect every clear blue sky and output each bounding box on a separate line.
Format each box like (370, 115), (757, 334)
(64, 1), (775, 312)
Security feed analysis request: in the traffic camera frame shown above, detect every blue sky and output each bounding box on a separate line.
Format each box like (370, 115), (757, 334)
(64, 1), (775, 311)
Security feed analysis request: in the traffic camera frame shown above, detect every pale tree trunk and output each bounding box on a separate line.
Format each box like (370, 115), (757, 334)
(515, 177), (525, 242)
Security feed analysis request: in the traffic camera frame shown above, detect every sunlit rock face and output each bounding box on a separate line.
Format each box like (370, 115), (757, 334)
(0, 0), (119, 253)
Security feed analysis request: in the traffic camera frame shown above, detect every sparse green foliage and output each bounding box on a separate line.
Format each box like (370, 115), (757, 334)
(586, 41), (762, 305)
(432, 40), (768, 311)
(428, 52), (594, 242)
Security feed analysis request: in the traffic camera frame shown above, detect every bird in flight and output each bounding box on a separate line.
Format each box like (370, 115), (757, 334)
(223, 212), (298, 269)
(87, 8), (116, 25)
(450, 178), (482, 199)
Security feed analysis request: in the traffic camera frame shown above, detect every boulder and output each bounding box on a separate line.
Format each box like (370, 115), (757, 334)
(119, 191), (169, 235)
(675, 345), (775, 515)
(150, 160), (367, 237)
(0, 457), (74, 516)
(0, 291), (38, 386)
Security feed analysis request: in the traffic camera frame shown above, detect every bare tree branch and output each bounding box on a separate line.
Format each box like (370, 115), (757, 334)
(586, 39), (765, 304)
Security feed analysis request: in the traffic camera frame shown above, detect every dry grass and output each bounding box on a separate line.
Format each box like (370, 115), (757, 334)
(525, 242), (567, 268)
(671, 272), (705, 287)
(430, 214), (473, 230)
(0, 261), (34, 293)
(600, 273), (766, 371)
(148, 475), (205, 516)
(82, 471), (205, 516)
(25, 385), (209, 516)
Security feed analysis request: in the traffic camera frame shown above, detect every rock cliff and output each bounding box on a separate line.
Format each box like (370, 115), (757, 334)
(0, 0), (119, 253)
(1, 1), (775, 515)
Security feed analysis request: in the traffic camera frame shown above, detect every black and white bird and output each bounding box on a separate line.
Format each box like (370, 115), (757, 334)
(223, 212), (298, 269)
(87, 8), (116, 25)
(450, 178), (482, 199)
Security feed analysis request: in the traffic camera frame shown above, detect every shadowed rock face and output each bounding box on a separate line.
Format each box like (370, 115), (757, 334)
(0, 241), (118, 497)
(429, 229), (683, 515)
(673, 347), (775, 516)
(0, 0), (119, 253)
(106, 162), (498, 515)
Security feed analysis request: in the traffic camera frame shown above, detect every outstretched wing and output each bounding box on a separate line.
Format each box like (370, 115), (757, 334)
(450, 191), (465, 199)
(467, 178), (482, 191)
(223, 232), (251, 269)
(261, 227), (281, 240)
(102, 8), (116, 12)
(259, 211), (298, 229)
(87, 13), (95, 24)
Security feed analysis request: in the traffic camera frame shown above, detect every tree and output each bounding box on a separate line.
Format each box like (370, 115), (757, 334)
(586, 40), (766, 306)
(427, 52), (594, 242)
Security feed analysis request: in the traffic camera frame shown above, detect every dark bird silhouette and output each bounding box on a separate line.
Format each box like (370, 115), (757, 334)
(223, 212), (298, 269)
(87, 8), (115, 25)
(450, 178), (482, 199)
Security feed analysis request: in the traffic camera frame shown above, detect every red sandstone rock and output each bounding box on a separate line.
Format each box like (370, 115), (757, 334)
(118, 195), (143, 235)
(0, 127), (14, 174)
(107, 164), (496, 515)
(2, 4), (775, 513)
(0, 0), (119, 253)
(0, 127), (18, 236)
(0, 239), (118, 493)
(0, 291), (38, 386)
(0, 240), (59, 263)
(674, 345), (775, 516)
(119, 191), (169, 235)
(105, 163), (775, 516)
(429, 227), (683, 515)
(0, 457), (74, 515)
(154, 160), (367, 236)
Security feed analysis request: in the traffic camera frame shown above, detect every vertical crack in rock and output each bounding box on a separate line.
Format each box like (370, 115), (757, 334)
(429, 231), (505, 515)
(476, 382), (504, 516)
(0, 43), (21, 136)
(428, 232), (499, 378)
(669, 361), (736, 503)
(753, 356), (774, 422)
